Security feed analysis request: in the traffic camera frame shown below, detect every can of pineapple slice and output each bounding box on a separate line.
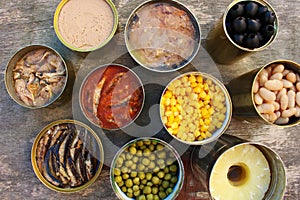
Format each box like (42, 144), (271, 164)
(190, 134), (286, 200)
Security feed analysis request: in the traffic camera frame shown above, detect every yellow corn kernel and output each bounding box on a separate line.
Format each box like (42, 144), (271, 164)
(191, 82), (198, 88)
(194, 86), (201, 93)
(197, 136), (204, 141)
(201, 109), (209, 117)
(206, 132), (212, 138)
(173, 111), (179, 116)
(200, 125), (208, 132)
(181, 133), (188, 141)
(200, 132), (207, 139)
(170, 98), (177, 106)
(165, 98), (171, 106)
(189, 75), (196, 83)
(165, 90), (172, 98)
(204, 118), (211, 125)
(162, 116), (167, 124)
(168, 115), (174, 123)
(167, 128), (174, 135)
(174, 116), (180, 123)
(216, 122), (223, 129)
(199, 91), (207, 99)
(204, 83), (209, 91)
(171, 122), (179, 129)
(165, 111), (172, 117)
(194, 130), (201, 138)
(176, 104), (182, 111)
(199, 119), (204, 126)
(196, 76), (203, 83)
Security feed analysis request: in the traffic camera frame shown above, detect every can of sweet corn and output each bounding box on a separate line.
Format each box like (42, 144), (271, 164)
(191, 134), (286, 200)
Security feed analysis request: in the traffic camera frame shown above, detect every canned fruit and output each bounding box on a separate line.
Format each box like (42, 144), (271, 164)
(80, 64), (144, 129)
(125, 1), (200, 72)
(8, 47), (67, 107)
(253, 62), (300, 125)
(160, 73), (231, 144)
(32, 120), (103, 192)
(209, 144), (271, 200)
(54, 0), (117, 52)
(226, 0), (277, 49)
(111, 138), (183, 200)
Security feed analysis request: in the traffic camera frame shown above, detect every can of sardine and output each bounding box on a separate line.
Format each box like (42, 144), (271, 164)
(227, 60), (300, 127)
(191, 134), (286, 200)
(54, 0), (118, 52)
(31, 119), (104, 192)
(206, 0), (278, 64)
(5, 45), (69, 109)
(125, 0), (201, 72)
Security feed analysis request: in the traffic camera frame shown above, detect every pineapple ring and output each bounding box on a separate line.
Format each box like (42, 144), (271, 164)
(209, 144), (271, 200)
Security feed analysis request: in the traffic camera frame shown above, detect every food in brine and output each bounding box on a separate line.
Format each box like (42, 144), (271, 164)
(35, 123), (101, 188)
(80, 65), (144, 129)
(12, 48), (67, 107)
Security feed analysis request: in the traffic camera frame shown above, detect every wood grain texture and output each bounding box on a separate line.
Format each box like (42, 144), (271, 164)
(0, 0), (299, 199)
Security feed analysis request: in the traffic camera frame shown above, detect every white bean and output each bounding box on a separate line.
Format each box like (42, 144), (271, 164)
(287, 90), (296, 108)
(296, 73), (300, 82)
(272, 64), (285, 74)
(254, 93), (263, 105)
(286, 72), (297, 83)
(280, 94), (289, 110)
(272, 101), (280, 111)
(275, 117), (289, 125)
(296, 92), (300, 107)
(256, 103), (275, 114)
(295, 106), (300, 117)
(282, 69), (290, 77)
(269, 112), (278, 123)
(276, 88), (287, 102)
(265, 80), (283, 91)
(296, 82), (300, 91)
(259, 87), (276, 102)
(266, 66), (272, 76)
(275, 111), (281, 118)
(282, 108), (297, 118)
(259, 75), (268, 86)
(270, 73), (283, 80)
(253, 79), (259, 93)
(282, 79), (293, 88)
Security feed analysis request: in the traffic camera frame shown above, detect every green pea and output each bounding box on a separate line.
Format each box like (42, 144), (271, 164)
(159, 186), (164, 191)
(139, 184), (144, 190)
(134, 190), (141, 197)
(158, 191), (167, 199)
(137, 150), (143, 157)
(171, 176), (178, 184)
(148, 161), (155, 169)
(149, 144), (155, 151)
(149, 154), (156, 161)
(127, 192), (133, 198)
(121, 186), (127, 193)
(157, 151), (166, 159)
(143, 186), (151, 194)
(151, 187), (158, 195)
(153, 194), (160, 200)
(138, 164), (145, 171)
(142, 158), (150, 166)
(131, 163), (137, 170)
(144, 140), (151, 145)
(164, 167), (169, 174)
(120, 153), (126, 160)
(157, 159), (164, 166)
(164, 173), (172, 181)
(146, 182), (153, 187)
(133, 185), (140, 192)
(162, 180), (169, 188)
(122, 173), (129, 180)
(170, 164), (177, 172)
(125, 160), (133, 167)
(117, 180), (124, 187)
(114, 168), (121, 176)
(121, 166), (128, 174)
(126, 153), (133, 160)
(142, 179), (147, 185)
(166, 187), (173, 195)
(157, 171), (165, 179)
(137, 141), (144, 147)
(170, 183), (175, 188)
(129, 146), (137, 154)
(146, 172), (152, 180)
(133, 156), (139, 163)
(115, 175), (122, 183)
(137, 194), (146, 200)
(146, 194), (154, 200)
(156, 144), (164, 150)
(153, 167), (160, 173)
(127, 188), (133, 193)
(152, 141), (158, 145)
(125, 179), (133, 188)
(130, 171), (137, 177)
(133, 177), (140, 185)
(117, 157), (123, 165)
(151, 176), (160, 185)
(143, 148), (151, 156)
(166, 158), (174, 166)
(138, 172), (145, 180)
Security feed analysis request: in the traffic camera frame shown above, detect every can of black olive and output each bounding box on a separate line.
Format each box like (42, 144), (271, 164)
(206, 0), (278, 64)
(5, 45), (71, 109)
(31, 119), (104, 192)
(125, 0), (201, 72)
(191, 134), (286, 200)
(227, 60), (300, 127)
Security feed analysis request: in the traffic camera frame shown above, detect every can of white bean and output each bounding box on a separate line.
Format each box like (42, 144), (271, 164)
(227, 60), (300, 127)
(191, 134), (286, 200)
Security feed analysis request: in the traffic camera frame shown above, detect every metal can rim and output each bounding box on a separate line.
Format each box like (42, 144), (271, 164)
(4, 44), (69, 109)
(53, 0), (118, 52)
(124, 0), (201, 73)
(31, 119), (104, 193)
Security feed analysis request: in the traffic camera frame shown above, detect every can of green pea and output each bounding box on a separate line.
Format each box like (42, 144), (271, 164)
(191, 134), (286, 200)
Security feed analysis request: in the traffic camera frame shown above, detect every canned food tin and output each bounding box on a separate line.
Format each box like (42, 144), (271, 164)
(54, 0), (118, 52)
(110, 137), (184, 200)
(79, 64), (145, 130)
(125, 0), (201, 72)
(160, 72), (232, 145)
(227, 60), (300, 127)
(191, 134), (286, 200)
(206, 0), (279, 64)
(5, 45), (69, 109)
(31, 119), (104, 193)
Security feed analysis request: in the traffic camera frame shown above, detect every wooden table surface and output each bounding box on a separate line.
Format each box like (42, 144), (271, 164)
(0, 0), (299, 199)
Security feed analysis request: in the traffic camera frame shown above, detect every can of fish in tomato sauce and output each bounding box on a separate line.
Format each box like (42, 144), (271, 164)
(5, 45), (70, 109)
(31, 119), (104, 192)
(191, 134), (286, 200)
(206, 0), (278, 64)
(227, 60), (300, 127)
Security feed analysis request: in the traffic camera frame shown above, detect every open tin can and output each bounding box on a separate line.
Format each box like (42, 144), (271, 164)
(31, 119), (104, 192)
(227, 60), (300, 127)
(191, 134), (286, 200)
(125, 0), (201, 72)
(54, 0), (118, 52)
(110, 137), (184, 200)
(206, 0), (279, 64)
(160, 72), (232, 145)
(5, 45), (69, 109)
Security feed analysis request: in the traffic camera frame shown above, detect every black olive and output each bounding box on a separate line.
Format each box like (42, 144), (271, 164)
(261, 25), (275, 38)
(232, 17), (247, 33)
(247, 19), (261, 33)
(257, 6), (268, 18)
(233, 34), (244, 46)
(245, 33), (260, 49)
(228, 3), (244, 19)
(225, 21), (232, 33)
(245, 2), (259, 17)
(257, 32), (263, 42)
(262, 11), (276, 24)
